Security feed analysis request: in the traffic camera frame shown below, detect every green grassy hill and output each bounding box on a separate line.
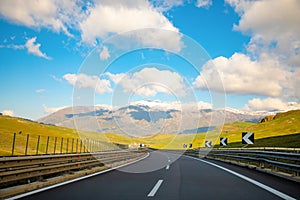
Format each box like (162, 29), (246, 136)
(1, 109), (299, 155)
(140, 110), (300, 149)
(0, 115), (139, 156)
(217, 110), (300, 146)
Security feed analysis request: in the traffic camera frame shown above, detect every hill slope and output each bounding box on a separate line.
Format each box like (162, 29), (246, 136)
(140, 110), (300, 149)
(217, 109), (300, 144)
(1, 110), (299, 155)
(0, 115), (138, 156)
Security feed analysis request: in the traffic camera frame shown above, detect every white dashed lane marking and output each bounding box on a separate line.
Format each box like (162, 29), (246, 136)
(147, 179), (163, 197)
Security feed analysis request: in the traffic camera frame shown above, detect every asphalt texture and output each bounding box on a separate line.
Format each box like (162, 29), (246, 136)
(18, 151), (300, 200)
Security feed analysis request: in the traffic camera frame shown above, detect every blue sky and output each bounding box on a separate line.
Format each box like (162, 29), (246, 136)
(0, 0), (299, 120)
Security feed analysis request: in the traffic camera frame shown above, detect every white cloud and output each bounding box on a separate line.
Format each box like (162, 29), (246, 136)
(50, 74), (63, 82)
(1, 37), (51, 59)
(150, 0), (184, 12)
(243, 98), (300, 112)
(36, 89), (45, 93)
(284, 68), (300, 100)
(0, 44), (24, 50)
(42, 104), (66, 114)
(0, 0), (81, 36)
(2, 110), (14, 116)
(130, 100), (212, 110)
(105, 72), (126, 84)
(63, 73), (112, 94)
(108, 68), (187, 97)
(196, 0), (212, 9)
(0, 1), (182, 51)
(226, 0), (300, 66)
(79, 0), (182, 51)
(25, 37), (51, 60)
(99, 46), (110, 60)
(194, 53), (287, 97)
(223, 0), (300, 101)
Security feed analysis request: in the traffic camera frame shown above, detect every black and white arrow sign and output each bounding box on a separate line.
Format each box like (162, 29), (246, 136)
(220, 138), (227, 146)
(205, 141), (212, 148)
(242, 132), (254, 144)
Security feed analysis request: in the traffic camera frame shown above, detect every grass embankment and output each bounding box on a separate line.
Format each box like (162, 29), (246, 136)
(215, 110), (300, 147)
(214, 133), (300, 148)
(0, 115), (139, 156)
(140, 110), (300, 149)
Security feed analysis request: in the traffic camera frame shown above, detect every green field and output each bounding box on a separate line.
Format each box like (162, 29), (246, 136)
(214, 133), (300, 148)
(0, 110), (299, 156)
(0, 115), (141, 156)
(139, 110), (300, 149)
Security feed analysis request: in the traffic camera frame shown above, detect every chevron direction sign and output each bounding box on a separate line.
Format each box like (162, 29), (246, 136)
(242, 132), (254, 144)
(205, 141), (212, 148)
(220, 138), (227, 146)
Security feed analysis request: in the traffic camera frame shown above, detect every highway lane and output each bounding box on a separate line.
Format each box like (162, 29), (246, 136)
(16, 151), (299, 200)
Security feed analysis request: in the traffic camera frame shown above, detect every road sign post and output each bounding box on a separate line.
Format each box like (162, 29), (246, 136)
(205, 141), (212, 148)
(220, 138), (227, 146)
(242, 132), (254, 144)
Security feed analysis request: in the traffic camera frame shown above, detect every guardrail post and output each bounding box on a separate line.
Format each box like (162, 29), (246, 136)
(90, 139), (92, 152)
(71, 138), (74, 153)
(36, 135), (40, 155)
(76, 138), (78, 153)
(60, 138), (64, 154)
(46, 136), (50, 154)
(83, 139), (86, 153)
(25, 134), (29, 155)
(80, 140), (82, 153)
(54, 137), (57, 154)
(11, 132), (16, 156)
(86, 139), (88, 152)
(66, 138), (69, 153)
(85, 139), (87, 152)
(259, 161), (264, 169)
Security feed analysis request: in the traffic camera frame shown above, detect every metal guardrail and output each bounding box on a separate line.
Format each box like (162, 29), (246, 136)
(186, 148), (300, 179)
(2, 132), (128, 157)
(0, 150), (146, 189)
(213, 147), (300, 152)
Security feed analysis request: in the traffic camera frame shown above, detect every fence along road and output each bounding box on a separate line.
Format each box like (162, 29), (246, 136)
(6, 132), (124, 156)
(10, 150), (300, 200)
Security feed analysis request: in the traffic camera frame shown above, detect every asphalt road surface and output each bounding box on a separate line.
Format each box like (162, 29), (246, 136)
(13, 151), (300, 200)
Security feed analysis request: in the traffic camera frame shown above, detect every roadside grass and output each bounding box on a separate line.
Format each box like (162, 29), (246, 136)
(0, 115), (138, 156)
(214, 133), (300, 148)
(139, 110), (300, 149)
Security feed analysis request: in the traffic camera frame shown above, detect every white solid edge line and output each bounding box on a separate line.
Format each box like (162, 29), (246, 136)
(147, 179), (163, 197)
(185, 155), (297, 200)
(7, 152), (150, 200)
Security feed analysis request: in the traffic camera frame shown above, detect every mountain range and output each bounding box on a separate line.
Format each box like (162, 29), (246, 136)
(38, 100), (273, 137)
